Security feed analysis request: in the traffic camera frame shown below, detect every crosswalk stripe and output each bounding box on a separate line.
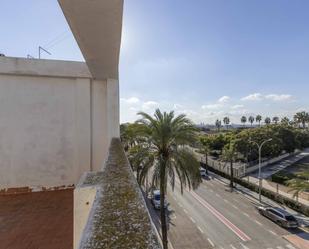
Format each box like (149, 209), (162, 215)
(286, 245), (296, 249)
(230, 245), (237, 249)
(277, 246), (284, 249)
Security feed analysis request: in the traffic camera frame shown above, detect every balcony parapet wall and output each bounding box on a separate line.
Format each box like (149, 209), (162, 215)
(75, 138), (162, 249)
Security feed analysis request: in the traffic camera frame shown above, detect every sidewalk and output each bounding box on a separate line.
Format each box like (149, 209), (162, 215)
(245, 176), (309, 207)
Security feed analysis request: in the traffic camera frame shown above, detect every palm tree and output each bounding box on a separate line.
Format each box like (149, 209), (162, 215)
(264, 117), (271, 125)
(129, 109), (201, 249)
(222, 142), (237, 189)
(241, 116), (247, 127)
(281, 117), (290, 126)
(272, 116), (279, 124)
(287, 171), (309, 198)
(256, 115), (262, 127)
(294, 111), (309, 128)
(199, 136), (212, 174)
(223, 116), (230, 130)
(248, 116), (255, 127)
(215, 119), (222, 132)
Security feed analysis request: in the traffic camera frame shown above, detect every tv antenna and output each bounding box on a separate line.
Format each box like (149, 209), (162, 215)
(38, 46), (51, 59)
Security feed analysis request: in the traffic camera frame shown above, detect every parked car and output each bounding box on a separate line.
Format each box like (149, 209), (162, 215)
(257, 206), (298, 228)
(151, 190), (167, 210)
(200, 167), (207, 177)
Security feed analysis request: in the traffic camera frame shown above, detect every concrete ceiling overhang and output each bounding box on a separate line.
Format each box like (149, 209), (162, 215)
(58, 0), (123, 80)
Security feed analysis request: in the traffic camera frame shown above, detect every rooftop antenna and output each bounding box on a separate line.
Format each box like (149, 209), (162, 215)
(38, 46), (51, 59)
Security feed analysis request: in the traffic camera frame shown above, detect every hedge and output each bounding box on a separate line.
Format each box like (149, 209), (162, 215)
(201, 162), (309, 216)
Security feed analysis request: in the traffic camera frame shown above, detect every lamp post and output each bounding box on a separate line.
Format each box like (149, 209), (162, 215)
(250, 138), (272, 202)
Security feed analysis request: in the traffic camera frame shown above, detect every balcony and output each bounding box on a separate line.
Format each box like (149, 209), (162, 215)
(75, 138), (162, 249)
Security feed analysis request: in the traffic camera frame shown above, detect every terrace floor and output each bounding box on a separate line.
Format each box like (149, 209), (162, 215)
(0, 189), (73, 249)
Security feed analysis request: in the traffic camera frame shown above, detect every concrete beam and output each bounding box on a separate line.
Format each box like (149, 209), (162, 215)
(58, 0), (123, 80)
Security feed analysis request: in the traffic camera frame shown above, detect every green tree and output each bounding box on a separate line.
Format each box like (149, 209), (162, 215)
(129, 109), (201, 249)
(256, 115), (262, 126)
(272, 116), (279, 124)
(287, 171), (309, 197)
(199, 136), (213, 174)
(120, 123), (143, 151)
(294, 111), (309, 129)
(281, 117), (290, 126)
(215, 119), (222, 132)
(265, 117), (271, 125)
(241, 116), (247, 127)
(248, 116), (255, 127)
(223, 116), (230, 130)
(221, 141), (237, 189)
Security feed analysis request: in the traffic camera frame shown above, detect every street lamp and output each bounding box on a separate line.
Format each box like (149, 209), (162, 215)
(249, 138), (273, 202)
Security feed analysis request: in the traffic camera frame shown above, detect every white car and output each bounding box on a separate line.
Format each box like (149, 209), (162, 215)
(151, 190), (167, 210)
(200, 167), (207, 177)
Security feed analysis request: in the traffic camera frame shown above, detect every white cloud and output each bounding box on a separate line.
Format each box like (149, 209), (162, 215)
(201, 104), (222, 110)
(241, 93), (293, 102)
(142, 101), (159, 110)
(241, 93), (263, 101)
(231, 104), (244, 109)
(120, 97), (140, 104)
(265, 94), (292, 102)
(173, 104), (183, 110)
(218, 96), (230, 103)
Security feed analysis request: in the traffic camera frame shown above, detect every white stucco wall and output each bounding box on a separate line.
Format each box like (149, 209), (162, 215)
(0, 57), (119, 190)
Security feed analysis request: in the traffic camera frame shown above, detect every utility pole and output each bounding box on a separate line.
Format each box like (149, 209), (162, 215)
(250, 138), (272, 202)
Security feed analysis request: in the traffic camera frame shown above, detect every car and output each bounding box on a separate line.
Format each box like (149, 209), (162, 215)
(200, 167), (207, 177)
(257, 206), (298, 228)
(151, 190), (167, 210)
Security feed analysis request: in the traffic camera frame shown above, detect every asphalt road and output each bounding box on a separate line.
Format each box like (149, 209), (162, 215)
(147, 174), (303, 249)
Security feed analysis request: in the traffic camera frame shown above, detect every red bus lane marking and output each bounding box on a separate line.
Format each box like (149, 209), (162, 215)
(190, 191), (251, 242)
(174, 178), (251, 242)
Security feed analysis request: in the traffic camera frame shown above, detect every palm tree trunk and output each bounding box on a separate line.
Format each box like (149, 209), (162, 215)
(160, 162), (168, 249)
(205, 153), (208, 174)
(230, 161), (234, 189)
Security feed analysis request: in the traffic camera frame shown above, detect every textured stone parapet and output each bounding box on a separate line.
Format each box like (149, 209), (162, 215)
(76, 138), (162, 249)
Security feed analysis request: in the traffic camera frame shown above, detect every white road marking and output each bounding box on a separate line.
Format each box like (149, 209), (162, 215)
(276, 246), (284, 249)
(190, 217), (196, 223)
(178, 203), (183, 208)
(223, 199), (229, 203)
(266, 248), (273, 249)
(240, 243), (250, 249)
(243, 212), (250, 217)
(286, 244), (296, 249)
(207, 238), (215, 247)
(209, 189), (214, 192)
(232, 204), (239, 210)
(183, 208), (188, 214)
(254, 220), (262, 226)
(197, 226), (204, 234)
(269, 230), (277, 236)
(230, 245), (237, 249)
(216, 193), (220, 197)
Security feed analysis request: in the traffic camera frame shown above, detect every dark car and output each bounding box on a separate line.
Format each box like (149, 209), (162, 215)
(257, 206), (298, 228)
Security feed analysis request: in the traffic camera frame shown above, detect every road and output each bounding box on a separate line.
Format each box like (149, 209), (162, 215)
(147, 174), (304, 249)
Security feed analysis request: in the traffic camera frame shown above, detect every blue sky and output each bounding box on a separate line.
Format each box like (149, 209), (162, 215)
(1, 1), (308, 124)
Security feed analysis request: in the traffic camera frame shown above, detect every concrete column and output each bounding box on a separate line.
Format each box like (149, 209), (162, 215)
(106, 78), (120, 141)
(90, 78), (119, 172)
